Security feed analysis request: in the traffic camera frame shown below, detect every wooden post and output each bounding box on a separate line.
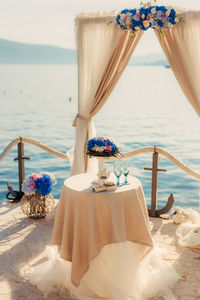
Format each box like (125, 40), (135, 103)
(17, 142), (25, 192)
(14, 139), (30, 192)
(151, 151), (158, 217)
(144, 146), (167, 217)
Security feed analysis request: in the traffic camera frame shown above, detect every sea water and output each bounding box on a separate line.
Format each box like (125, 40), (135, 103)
(0, 65), (199, 210)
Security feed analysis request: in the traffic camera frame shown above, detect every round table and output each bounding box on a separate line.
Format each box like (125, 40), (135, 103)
(51, 173), (153, 288)
(30, 173), (179, 300)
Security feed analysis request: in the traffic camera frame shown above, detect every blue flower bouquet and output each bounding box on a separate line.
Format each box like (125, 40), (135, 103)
(116, 1), (181, 33)
(87, 137), (119, 157)
(21, 172), (56, 219)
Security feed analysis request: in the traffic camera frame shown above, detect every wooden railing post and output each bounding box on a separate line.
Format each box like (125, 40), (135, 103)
(144, 146), (174, 217)
(14, 138), (30, 192)
(150, 151), (159, 217)
(17, 142), (25, 192)
(144, 148), (161, 217)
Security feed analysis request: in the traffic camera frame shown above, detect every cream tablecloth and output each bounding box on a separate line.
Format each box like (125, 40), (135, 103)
(51, 173), (153, 287)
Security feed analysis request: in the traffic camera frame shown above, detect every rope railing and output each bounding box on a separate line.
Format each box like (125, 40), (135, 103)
(1, 137), (199, 180)
(0, 136), (199, 216)
(101, 146), (200, 180)
(0, 137), (21, 164)
(0, 137), (199, 180)
(0, 136), (69, 164)
(156, 147), (200, 180)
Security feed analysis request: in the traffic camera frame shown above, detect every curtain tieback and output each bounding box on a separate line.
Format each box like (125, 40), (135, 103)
(72, 114), (92, 127)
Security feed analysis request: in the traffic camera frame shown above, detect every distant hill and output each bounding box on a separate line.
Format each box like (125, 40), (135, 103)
(0, 38), (169, 66)
(0, 39), (77, 64)
(129, 53), (168, 66)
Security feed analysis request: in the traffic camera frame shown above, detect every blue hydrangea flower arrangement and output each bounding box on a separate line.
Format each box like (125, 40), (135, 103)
(87, 137), (119, 157)
(116, 1), (182, 33)
(22, 172), (57, 196)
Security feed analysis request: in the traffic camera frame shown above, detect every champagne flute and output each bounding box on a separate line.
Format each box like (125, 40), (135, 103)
(114, 161), (122, 186)
(122, 160), (129, 184)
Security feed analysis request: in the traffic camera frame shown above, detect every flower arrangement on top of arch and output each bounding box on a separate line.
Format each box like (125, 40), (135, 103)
(116, 0), (183, 33)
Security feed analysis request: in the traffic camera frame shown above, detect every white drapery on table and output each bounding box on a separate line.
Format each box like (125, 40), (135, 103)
(30, 173), (179, 299)
(68, 13), (143, 175)
(51, 174), (153, 287)
(155, 10), (200, 116)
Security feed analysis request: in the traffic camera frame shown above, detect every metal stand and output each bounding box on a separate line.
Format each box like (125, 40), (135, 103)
(144, 146), (174, 217)
(97, 158), (110, 180)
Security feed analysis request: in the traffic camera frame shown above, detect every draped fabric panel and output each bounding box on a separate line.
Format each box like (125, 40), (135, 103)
(90, 30), (143, 116)
(155, 10), (200, 116)
(68, 14), (143, 175)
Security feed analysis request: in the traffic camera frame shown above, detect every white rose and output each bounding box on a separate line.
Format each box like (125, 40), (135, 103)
(142, 14), (145, 18)
(184, 209), (200, 224)
(151, 8), (156, 14)
(175, 17), (179, 23)
(92, 146), (105, 153)
(143, 2), (151, 8)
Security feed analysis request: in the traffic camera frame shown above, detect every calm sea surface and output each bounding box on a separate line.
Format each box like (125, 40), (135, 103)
(0, 65), (199, 211)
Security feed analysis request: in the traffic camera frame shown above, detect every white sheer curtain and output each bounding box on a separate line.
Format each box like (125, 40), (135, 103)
(155, 10), (200, 116)
(68, 12), (142, 175)
(68, 9), (200, 176)
(68, 14), (120, 175)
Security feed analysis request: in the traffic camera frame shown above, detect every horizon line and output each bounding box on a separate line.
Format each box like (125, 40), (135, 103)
(0, 37), (164, 56)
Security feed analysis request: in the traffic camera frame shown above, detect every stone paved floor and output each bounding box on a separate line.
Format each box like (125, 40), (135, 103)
(0, 202), (200, 300)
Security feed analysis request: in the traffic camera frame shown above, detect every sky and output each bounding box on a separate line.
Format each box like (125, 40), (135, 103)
(0, 0), (200, 55)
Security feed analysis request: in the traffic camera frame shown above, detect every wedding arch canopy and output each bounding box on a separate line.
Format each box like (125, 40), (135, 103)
(68, 8), (200, 176)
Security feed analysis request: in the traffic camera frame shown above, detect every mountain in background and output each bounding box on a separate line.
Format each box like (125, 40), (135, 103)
(129, 53), (168, 66)
(0, 38), (169, 66)
(0, 38), (77, 64)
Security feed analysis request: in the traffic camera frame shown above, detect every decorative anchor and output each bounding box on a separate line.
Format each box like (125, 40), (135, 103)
(144, 146), (174, 217)
(6, 138), (30, 202)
